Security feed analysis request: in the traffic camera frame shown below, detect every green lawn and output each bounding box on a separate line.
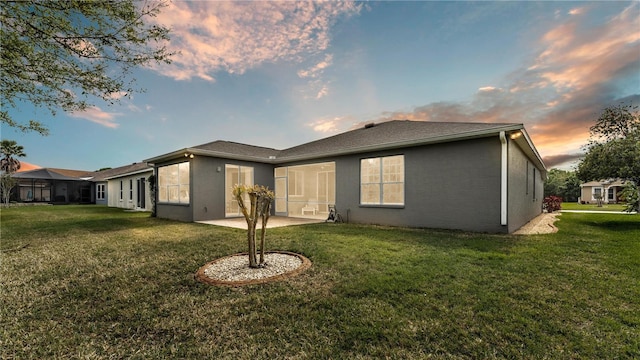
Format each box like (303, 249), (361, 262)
(561, 202), (628, 212)
(1, 205), (639, 359)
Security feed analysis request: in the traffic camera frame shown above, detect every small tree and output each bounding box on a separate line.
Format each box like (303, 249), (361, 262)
(233, 184), (275, 268)
(1, 140), (26, 205)
(621, 182), (639, 213)
(147, 174), (157, 217)
(1, 174), (18, 206)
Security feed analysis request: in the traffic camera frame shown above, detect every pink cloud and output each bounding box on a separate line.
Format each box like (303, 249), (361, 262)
(152, 2), (361, 81)
(70, 106), (120, 128)
(316, 3), (639, 168)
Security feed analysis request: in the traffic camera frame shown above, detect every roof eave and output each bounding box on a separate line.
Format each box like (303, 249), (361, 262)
(512, 128), (547, 178)
(144, 148), (276, 165)
(102, 168), (153, 181)
(274, 124), (525, 163)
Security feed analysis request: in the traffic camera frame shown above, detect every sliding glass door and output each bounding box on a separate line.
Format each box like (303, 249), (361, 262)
(225, 164), (254, 217)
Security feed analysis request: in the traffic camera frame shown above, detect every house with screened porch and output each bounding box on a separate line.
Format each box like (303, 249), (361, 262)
(144, 120), (546, 233)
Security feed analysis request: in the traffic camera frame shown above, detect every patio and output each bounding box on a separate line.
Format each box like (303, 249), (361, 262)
(196, 216), (326, 229)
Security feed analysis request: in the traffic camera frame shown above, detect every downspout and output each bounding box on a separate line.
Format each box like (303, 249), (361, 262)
(500, 131), (508, 226)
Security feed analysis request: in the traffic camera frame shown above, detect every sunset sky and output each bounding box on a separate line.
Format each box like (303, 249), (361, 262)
(4, 1), (639, 171)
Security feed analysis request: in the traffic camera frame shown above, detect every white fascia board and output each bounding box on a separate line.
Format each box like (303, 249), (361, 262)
(513, 128), (547, 178)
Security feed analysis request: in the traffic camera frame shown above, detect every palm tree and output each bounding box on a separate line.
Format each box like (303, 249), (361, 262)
(1, 140), (26, 174)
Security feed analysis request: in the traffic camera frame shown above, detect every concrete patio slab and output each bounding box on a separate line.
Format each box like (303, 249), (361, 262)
(196, 216), (325, 229)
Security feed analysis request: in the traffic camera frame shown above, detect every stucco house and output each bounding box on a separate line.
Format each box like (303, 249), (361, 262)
(90, 162), (153, 211)
(579, 179), (628, 204)
(144, 120), (546, 233)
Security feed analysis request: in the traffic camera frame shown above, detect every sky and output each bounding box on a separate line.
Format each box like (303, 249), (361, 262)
(3, 1), (639, 172)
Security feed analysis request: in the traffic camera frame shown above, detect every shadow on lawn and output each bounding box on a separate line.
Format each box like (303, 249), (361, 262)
(577, 219), (640, 232)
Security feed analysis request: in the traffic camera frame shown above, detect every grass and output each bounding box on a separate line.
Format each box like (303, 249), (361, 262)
(1, 205), (639, 359)
(561, 202), (628, 212)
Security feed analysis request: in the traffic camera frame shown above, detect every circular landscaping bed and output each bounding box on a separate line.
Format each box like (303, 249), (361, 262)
(195, 251), (312, 286)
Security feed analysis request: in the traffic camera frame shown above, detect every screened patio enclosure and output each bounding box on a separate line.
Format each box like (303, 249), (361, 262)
(274, 162), (335, 219)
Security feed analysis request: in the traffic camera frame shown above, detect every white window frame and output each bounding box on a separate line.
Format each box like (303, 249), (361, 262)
(158, 162), (190, 205)
(360, 155), (404, 206)
(592, 187), (603, 201)
(97, 184), (106, 200)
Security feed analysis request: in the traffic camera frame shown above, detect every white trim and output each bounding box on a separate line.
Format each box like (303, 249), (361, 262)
(500, 131), (508, 226)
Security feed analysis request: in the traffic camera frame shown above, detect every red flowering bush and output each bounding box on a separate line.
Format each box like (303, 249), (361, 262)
(543, 196), (562, 212)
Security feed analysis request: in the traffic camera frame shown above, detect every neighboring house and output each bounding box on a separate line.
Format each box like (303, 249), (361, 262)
(579, 179), (628, 204)
(90, 163), (153, 211)
(11, 168), (94, 203)
(145, 120), (546, 233)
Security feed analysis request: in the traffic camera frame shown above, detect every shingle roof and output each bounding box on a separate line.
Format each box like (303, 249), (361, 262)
(277, 120), (520, 160)
(581, 179), (629, 187)
(192, 140), (279, 158)
(91, 162), (153, 181)
(146, 120), (530, 164)
(11, 168), (90, 181)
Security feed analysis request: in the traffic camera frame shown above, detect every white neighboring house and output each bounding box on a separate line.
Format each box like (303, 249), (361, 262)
(91, 163), (153, 211)
(579, 179), (628, 204)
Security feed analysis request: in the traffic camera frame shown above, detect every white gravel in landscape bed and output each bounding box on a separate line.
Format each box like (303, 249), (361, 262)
(203, 253), (303, 282)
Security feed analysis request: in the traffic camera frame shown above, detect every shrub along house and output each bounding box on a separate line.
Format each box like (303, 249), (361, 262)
(144, 120), (546, 233)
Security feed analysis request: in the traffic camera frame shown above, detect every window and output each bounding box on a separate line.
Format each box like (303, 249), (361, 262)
(129, 179), (133, 201)
(288, 170), (304, 197)
(593, 187), (602, 200)
(158, 162), (190, 204)
(360, 155), (404, 206)
(97, 184), (105, 200)
(533, 167), (536, 200)
(119, 181), (123, 200)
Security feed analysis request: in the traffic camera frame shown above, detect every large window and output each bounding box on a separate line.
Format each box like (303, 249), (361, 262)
(360, 155), (404, 206)
(158, 162), (190, 204)
(97, 184), (105, 200)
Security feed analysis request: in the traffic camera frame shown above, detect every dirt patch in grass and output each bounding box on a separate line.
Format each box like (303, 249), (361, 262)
(195, 251), (312, 287)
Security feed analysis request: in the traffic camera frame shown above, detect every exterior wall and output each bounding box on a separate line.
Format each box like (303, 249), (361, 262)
(155, 158), (193, 221)
(155, 156), (274, 222)
(507, 141), (544, 233)
(332, 137), (505, 233)
(106, 172), (152, 210)
(153, 135), (544, 233)
(580, 186), (593, 203)
(191, 156), (274, 222)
